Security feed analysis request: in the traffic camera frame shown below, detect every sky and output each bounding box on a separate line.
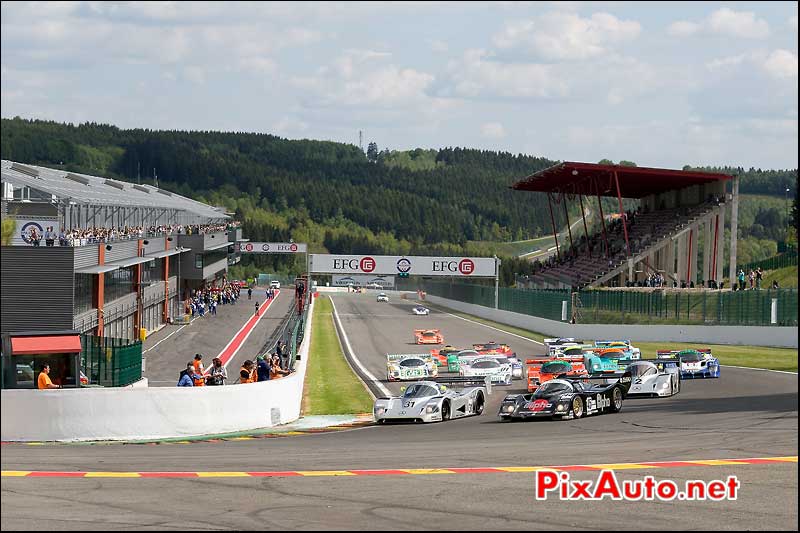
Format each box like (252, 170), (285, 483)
(1, 1), (797, 169)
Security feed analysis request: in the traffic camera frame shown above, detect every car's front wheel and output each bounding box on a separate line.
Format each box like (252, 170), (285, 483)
(610, 387), (623, 412)
(441, 401), (451, 421)
(571, 397), (584, 419)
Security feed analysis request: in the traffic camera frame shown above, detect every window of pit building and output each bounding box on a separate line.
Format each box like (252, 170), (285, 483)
(104, 267), (135, 304)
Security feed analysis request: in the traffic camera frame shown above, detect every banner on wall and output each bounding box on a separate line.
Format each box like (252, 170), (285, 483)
(310, 254), (497, 277)
(332, 274), (395, 289)
(237, 242), (307, 254)
(12, 218), (60, 246)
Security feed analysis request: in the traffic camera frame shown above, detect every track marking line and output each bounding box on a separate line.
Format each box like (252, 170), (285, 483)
(329, 297), (391, 397)
(422, 303), (544, 346)
(723, 365), (798, 375)
(5, 456), (795, 479)
(212, 291), (281, 372)
(142, 324), (188, 354)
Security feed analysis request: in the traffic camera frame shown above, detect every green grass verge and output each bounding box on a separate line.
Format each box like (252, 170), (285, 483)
(303, 296), (373, 415)
(762, 265), (798, 289)
(424, 302), (797, 372)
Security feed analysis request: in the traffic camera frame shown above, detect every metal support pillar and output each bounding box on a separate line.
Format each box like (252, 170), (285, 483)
(728, 176), (740, 287)
(579, 194), (591, 257)
(547, 193), (560, 260)
(613, 170), (631, 256)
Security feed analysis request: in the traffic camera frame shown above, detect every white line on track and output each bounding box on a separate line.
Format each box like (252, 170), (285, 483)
(330, 297), (392, 397)
(142, 324), (187, 354)
(426, 305), (544, 346)
(723, 365), (798, 375)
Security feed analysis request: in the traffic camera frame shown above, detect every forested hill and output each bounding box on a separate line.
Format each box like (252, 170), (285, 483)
(0, 117), (558, 244)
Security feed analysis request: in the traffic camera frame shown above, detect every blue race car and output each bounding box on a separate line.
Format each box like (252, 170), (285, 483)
(658, 349), (720, 379)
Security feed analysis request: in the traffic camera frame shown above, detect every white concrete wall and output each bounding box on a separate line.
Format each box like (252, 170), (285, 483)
(1, 298), (315, 442)
(424, 294), (798, 349)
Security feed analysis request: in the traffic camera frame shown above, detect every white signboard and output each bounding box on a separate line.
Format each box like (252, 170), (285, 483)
(12, 218), (59, 246)
(332, 274), (395, 289)
(238, 242), (307, 254)
(310, 254), (497, 277)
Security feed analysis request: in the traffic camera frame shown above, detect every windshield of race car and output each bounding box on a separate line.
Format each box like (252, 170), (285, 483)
(472, 359), (499, 369)
(403, 384), (439, 398)
(423, 331), (436, 337)
(541, 361), (573, 374)
(628, 361), (658, 377)
(533, 381), (573, 398)
(399, 359), (426, 368)
(679, 351), (704, 362)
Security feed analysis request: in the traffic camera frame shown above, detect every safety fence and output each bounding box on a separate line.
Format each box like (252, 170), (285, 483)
(81, 335), (143, 387)
(419, 280), (798, 327)
(257, 298), (309, 371)
(737, 250), (798, 274)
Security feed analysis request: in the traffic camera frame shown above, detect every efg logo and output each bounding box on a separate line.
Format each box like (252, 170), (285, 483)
(290, 243), (298, 252)
(458, 258), (475, 275)
(396, 257), (411, 273)
(244, 243), (254, 252)
(360, 256), (376, 273)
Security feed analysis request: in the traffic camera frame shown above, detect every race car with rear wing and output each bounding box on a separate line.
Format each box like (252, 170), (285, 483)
(526, 356), (587, 391)
(459, 357), (513, 385)
(414, 329), (443, 345)
(386, 354), (438, 381)
(412, 305), (430, 315)
(584, 348), (635, 373)
(499, 373), (631, 421)
(544, 338), (583, 356)
(374, 376), (490, 424)
(430, 345), (463, 367)
(472, 342), (522, 378)
(593, 359), (681, 397)
(594, 339), (641, 359)
(658, 349), (720, 379)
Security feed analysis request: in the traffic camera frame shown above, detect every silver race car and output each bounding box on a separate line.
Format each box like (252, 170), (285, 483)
(373, 377), (490, 423)
(617, 359), (680, 397)
(459, 357), (513, 385)
(412, 305), (430, 315)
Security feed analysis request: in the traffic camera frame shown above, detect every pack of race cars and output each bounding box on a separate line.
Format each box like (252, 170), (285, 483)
(374, 332), (719, 424)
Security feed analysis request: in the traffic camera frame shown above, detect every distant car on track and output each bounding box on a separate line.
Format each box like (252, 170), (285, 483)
(459, 357), (513, 385)
(270, 280), (281, 289)
(386, 354), (438, 381)
(658, 349), (720, 379)
(499, 374), (631, 421)
(412, 305), (430, 315)
(377, 292), (389, 302)
(374, 377), (489, 423)
(414, 328), (443, 345)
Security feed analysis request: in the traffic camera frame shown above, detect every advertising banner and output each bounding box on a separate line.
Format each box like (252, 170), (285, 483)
(12, 218), (60, 246)
(310, 254), (497, 277)
(238, 242), (307, 254)
(332, 274), (395, 289)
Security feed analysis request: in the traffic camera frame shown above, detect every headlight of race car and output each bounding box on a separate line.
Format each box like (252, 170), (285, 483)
(556, 403), (567, 412)
(503, 404), (515, 413)
(661, 382), (669, 388)
(425, 405), (440, 414)
(593, 364), (601, 370)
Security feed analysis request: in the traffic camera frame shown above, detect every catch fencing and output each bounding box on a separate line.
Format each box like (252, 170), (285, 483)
(81, 335), (142, 387)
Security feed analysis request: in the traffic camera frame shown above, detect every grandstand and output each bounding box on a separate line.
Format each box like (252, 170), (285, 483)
(1, 160), (244, 341)
(512, 162), (736, 290)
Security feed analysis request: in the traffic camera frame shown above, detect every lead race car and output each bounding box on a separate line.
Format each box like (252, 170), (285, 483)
(374, 376), (490, 424)
(499, 373), (632, 421)
(386, 354), (438, 381)
(412, 305), (430, 315)
(594, 359), (681, 397)
(658, 348), (720, 379)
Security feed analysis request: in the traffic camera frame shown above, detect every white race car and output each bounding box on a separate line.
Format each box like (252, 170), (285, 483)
(621, 359), (680, 397)
(386, 354), (438, 381)
(459, 357), (513, 386)
(544, 337), (581, 356)
(376, 292), (389, 302)
(412, 306), (430, 315)
(374, 378), (489, 423)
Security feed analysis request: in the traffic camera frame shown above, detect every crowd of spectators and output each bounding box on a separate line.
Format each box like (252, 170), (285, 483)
(184, 282), (242, 317)
(24, 221), (241, 247)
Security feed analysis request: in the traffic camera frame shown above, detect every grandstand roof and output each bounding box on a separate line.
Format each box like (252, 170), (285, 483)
(511, 162), (732, 199)
(1, 160), (227, 221)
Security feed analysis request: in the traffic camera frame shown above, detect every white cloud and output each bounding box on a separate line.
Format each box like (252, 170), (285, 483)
(437, 49), (567, 100)
(493, 11), (641, 61)
(481, 122), (506, 139)
(272, 116), (309, 137)
(706, 54), (748, 72)
(671, 8), (770, 40)
(763, 49), (798, 80)
(429, 39), (449, 53)
(666, 20), (700, 37)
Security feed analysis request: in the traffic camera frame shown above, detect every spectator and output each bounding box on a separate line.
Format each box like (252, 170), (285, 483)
(748, 270), (755, 290)
(248, 287), (252, 300)
(44, 226), (55, 247)
(772, 280), (780, 289)
(207, 357), (227, 386)
(738, 269), (746, 291)
(178, 362), (197, 387)
(256, 355), (271, 382)
(37, 364), (61, 389)
(756, 268), (763, 290)
(239, 360), (256, 383)
(254, 301), (260, 315)
(270, 354), (290, 379)
(29, 228), (41, 247)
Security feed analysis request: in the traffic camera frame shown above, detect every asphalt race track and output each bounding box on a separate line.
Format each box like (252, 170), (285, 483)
(1, 293), (797, 530)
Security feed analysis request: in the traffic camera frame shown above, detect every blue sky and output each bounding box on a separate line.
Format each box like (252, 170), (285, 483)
(1, 1), (797, 169)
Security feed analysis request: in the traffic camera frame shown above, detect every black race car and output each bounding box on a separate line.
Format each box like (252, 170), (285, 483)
(498, 373), (631, 421)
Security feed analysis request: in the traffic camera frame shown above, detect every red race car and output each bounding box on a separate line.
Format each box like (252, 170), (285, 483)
(414, 329), (443, 345)
(473, 342), (515, 357)
(526, 356), (586, 392)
